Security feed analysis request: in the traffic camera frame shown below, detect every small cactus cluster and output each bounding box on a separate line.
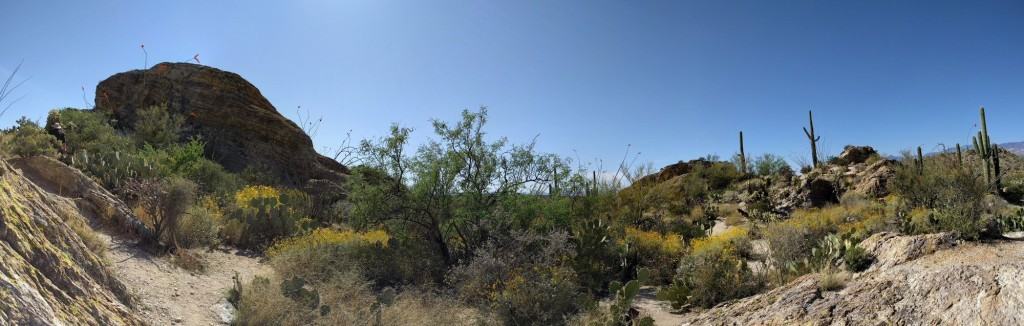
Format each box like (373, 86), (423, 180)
(605, 268), (655, 326)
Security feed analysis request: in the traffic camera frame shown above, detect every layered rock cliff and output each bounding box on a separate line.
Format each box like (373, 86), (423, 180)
(0, 159), (142, 325)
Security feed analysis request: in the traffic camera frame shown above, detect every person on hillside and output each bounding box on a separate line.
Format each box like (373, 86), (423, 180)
(49, 118), (68, 155)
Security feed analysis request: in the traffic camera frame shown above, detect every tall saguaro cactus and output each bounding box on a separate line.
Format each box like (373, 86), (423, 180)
(956, 143), (964, 168)
(973, 106), (994, 184)
(803, 110), (821, 168)
(972, 106), (1002, 192)
(739, 131), (747, 174)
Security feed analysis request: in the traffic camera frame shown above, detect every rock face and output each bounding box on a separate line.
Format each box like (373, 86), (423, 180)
(0, 159), (142, 325)
(95, 62), (348, 192)
(778, 145), (896, 210)
(10, 156), (153, 240)
(680, 232), (1024, 325)
(632, 159), (715, 187)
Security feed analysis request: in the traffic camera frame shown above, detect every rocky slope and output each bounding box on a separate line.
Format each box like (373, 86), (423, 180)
(15, 156), (267, 325)
(95, 63), (347, 199)
(0, 158), (142, 325)
(678, 232), (1024, 325)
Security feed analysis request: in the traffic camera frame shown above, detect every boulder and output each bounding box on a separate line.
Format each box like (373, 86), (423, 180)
(95, 62), (348, 193)
(775, 145), (897, 210)
(833, 145), (878, 165)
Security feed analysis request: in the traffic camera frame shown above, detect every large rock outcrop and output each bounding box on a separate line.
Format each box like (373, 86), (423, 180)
(775, 145), (896, 210)
(95, 62), (348, 194)
(679, 233), (1024, 325)
(0, 159), (142, 325)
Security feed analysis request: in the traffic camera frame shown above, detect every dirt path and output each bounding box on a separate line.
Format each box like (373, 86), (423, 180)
(102, 231), (269, 325)
(634, 287), (685, 326)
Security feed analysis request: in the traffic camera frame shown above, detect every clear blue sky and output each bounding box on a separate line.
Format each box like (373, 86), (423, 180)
(2, 1), (1022, 170)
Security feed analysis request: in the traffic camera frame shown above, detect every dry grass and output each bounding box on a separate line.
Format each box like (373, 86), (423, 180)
(170, 249), (207, 273)
(817, 268), (849, 292)
(234, 271), (491, 326)
(68, 216), (108, 259)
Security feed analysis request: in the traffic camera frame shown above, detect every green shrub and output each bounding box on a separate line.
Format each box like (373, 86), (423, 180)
(447, 231), (582, 326)
(889, 156), (990, 239)
(662, 245), (762, 309)
(133, 104), (183, 148)
(8, 117), (57, 157)
(752, 153), (792, 177)
(843, 245), (874, 272)
(173, 201), (221, 249)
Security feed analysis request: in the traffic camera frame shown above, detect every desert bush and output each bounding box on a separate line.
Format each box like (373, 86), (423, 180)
(123, 177), (198, 245)
(817, 268), (848, 292)
(133, 104), (183, 148)
(448, 231), (582, 325)
(222, 185), (311, 249)
(172, 200), (222, 249)
(660, 226), (761, 309)
(235, 271), (488, 326)
(752, 153), (792, 176)
(8, 117), (57, 157)
(661, 242), (762, 309)
(889, 156), (990, 239)
(843, 245), (874, 272)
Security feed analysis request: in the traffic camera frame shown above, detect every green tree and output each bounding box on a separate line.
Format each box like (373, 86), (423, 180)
(349, 107), (564, 267)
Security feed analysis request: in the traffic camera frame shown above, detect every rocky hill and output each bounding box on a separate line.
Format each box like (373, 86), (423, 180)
(95, 63), (348, 198)
(0, 159), (141, 325)
(678, 232), (1024, 325)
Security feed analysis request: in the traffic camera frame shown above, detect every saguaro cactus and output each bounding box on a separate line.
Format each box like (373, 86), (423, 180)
(972, 106), (994, 184)
(803, 110), (821, 168)
(956, 143), (964, 168)
(739, 131), (747, 174)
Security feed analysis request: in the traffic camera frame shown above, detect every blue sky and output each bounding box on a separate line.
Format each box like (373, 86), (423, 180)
(1, 1), (1022, 170)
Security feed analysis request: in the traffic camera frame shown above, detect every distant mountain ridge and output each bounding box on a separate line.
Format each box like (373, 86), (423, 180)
(1000, 142), (1024, 155)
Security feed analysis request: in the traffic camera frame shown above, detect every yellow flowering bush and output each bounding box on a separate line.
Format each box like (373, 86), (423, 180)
(621, 227), (684, 284)
(267, 228), (389, 258)
(623, 227), (684, 256)
(690, 226), (750, 258)
(223, 185), (311, 249)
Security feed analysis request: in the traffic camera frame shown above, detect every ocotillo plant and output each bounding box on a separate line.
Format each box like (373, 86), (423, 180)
(803, 110), (821, 168)
(739, 131), (747, 174)
(972, 106), (994, 185)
